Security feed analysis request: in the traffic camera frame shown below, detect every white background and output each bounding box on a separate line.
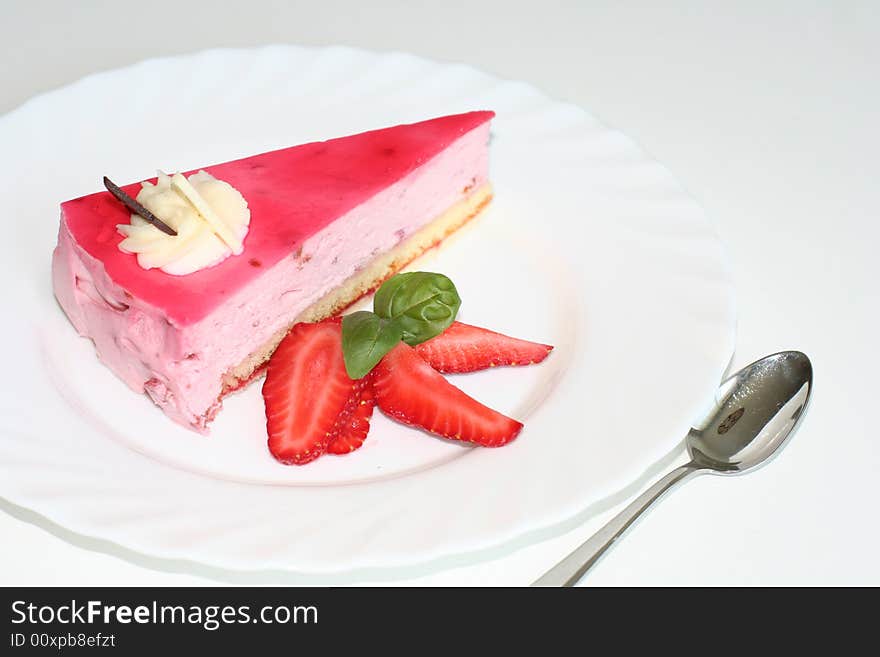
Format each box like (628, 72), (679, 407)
(1, 0), (877, 586)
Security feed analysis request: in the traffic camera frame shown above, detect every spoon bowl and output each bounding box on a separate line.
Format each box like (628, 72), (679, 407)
(688, 351), (813, 474)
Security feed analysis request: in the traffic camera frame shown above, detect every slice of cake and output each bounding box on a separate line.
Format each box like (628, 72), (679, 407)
(52, 111), (494, 432)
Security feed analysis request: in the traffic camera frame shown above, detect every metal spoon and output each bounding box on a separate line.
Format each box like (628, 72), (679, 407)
(533, 350), (813, 587)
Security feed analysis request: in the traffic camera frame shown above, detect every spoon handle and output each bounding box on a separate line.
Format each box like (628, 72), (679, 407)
(532, 463), (701, 586)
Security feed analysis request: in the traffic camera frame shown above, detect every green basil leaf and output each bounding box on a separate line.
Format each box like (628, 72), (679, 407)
(341, 311), (403, 379)
(373, 272), (461, 345)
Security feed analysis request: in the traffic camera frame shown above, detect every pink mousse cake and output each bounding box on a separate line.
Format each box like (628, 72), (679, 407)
(52, 111), (494, 432)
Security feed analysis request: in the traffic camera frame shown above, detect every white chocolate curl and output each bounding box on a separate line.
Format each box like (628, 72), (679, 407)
(116, 171), (250, 276)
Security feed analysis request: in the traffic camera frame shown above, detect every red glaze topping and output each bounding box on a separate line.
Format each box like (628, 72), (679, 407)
(62, 111), (494, 326)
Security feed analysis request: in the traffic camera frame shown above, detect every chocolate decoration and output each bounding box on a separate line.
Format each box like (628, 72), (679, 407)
(103, 176), (178, 236)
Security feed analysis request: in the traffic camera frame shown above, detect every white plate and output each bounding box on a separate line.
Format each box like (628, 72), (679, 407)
(0, 46), (734, 575)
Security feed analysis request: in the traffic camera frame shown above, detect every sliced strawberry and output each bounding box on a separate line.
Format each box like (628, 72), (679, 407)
(327, 378), (376, 455)
(373, 343), (523, 447)
(415, 321), (553, 373)
(262, 318), (356, 465)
